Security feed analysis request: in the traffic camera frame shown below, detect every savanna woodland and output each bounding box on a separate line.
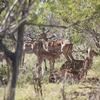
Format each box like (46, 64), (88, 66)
(0, 0), (100, 100)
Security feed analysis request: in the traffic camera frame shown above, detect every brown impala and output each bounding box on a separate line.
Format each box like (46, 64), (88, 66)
(22, 40), (44, 67)
(60, 47), (98, 72)
(49, 48), (98, 83)
(38, 28), (74, 70)
(23, 39), (62, 73)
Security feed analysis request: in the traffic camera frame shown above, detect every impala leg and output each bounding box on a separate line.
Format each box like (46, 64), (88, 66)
(68, 52), (75, 69)
(37, 57), (43, 72)
(44, 59), (47, 71)
(49, 60), (54, 74)
(61, 43), (66, 52)
(63, 52), (72, 70)
(63, 52), (71, 62)
(69, 54), (74, 67)
(69, 54), (74, 60)
(52, 60), (55, 70)
(38, 78), (42, 96)
(68, 49), (74, 61)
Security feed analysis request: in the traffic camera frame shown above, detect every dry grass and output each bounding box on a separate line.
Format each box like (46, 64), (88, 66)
(0, 54), (100, 100)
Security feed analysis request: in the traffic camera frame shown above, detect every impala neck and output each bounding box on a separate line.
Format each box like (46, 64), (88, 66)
(88, 52), (92, 59)
(52, 51), (62, 60)
(43, 37), (48, 49)
(88, 48), (93, 59)
(85, 51), (93, 69)
(45, 37), (48, 41)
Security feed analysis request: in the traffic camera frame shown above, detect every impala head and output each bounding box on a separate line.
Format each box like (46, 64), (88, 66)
(38, 32), (47, 40)
(49, 72), (58, 83)
(38, 28), (50, 40)
(88, 47), (98, 58)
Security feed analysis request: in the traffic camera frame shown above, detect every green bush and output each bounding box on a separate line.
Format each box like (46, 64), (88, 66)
(17, 68), (33, 86)
(71, 33), (81, 44)
(0, 65), (8, 85)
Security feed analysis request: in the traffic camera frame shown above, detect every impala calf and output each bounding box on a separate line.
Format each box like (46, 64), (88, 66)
(60, 48), (98, 71)
(50, 48), (99, 83)
(49, 58), (91, 83)
(49, 69), (84, 83)
(60, 59), (85, 71)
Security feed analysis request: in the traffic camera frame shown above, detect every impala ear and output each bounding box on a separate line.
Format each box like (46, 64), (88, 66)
(48, 34), (57, 39)
(88, 47), (92, 52)
(52, 34), (57, 37)
(45, 30), (50, 33)
(42, 28), (45, 33)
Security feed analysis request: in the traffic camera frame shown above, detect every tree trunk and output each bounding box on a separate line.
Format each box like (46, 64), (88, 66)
(0, 1), (32, 100)
(4, 21), (24, 100)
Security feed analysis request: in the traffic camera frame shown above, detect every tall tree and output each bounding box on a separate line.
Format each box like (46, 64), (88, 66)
(26, 0), (100, 49)
(0, 0), (33, 100)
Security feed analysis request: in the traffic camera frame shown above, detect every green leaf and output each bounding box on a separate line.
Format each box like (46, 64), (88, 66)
(96, 4), (100, 11)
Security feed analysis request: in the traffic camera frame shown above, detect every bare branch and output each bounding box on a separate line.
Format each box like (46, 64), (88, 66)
(0, 0), (6, 14)
(0, 16), (26, 40)
(26, 11), (100, 29)
(11, 17), (26, 32)
(0, 0), (33, 39)
(1, 0), (18, 28)
(0, 40), (14, 60)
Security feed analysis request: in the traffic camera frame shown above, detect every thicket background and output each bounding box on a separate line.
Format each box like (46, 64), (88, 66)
(0, 0), (100, 100)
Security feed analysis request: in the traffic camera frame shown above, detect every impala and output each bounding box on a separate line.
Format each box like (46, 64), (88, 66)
(22, 40), (43, 63)
(37, 49), (62, 73)
(38, 28), (74, 71)
(22, 40), (48, 70)
(23, 39), (62, 73)
(60, 47), (98, 72)
(49, 47), (98, 83)
(49, 69), (85, 83)
(22, 33), (57, 69)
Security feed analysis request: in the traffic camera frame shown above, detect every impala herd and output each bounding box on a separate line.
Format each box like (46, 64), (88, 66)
(0, 28), (99, 84)
(49, 48), (98, 83)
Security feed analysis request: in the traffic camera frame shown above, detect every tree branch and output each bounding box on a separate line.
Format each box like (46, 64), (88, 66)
(0, 0), (33, 39)
(0, 16), (26, 38)
(0, 0), (6, 14)
(0, 40), (14, 60)
(26, 11), (100, 29)
(1, 0), (18, 27)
